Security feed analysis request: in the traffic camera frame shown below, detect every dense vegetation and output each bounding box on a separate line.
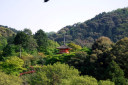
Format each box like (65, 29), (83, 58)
(0, 7), (128, 85)
(0, 25), (17, 36)
(49, 7), (128, 47)
(0, 26), (128, 84)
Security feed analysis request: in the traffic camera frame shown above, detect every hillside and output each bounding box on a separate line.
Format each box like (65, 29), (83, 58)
(0, 25), (16, 37)
(49, 7), (128, 47)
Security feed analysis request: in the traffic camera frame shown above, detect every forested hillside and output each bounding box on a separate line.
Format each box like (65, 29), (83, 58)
(0, 25), (16, 37)
(49, 7), (128, 47)
(0, 28), (127, 84)
(1, 7), (128, 85)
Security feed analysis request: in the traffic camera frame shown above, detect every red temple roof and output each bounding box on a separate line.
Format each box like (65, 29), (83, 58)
(57, 45), (72, 49)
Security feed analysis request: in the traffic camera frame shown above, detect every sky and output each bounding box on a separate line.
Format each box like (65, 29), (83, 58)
(0, 0), (128, 33)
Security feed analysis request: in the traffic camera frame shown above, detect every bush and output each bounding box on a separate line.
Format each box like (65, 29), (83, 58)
(98, 80), (115, 85)
(0, 71), (22, 85)
(23, 63), (80, 85)
(0, 56), (25, 75)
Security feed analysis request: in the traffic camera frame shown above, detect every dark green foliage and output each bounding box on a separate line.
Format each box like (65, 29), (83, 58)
(90, 36), (113, 63)
(106, 61), (126, 85)
(14, 32), (29, 47)
(14, 31), (38, 54)
(25, 36), (38, 54)
(46, 31), (56, 36)
(23, 28), (32, 35)
(0, 37), (7, 60)
(49, 8), (128, 47)
(110, 37), (128, 78)
(87, 37), (114, 80)
(92, 36), (113, 51)
(0, 37), (7, 51)
(67, 51), (88, 74)
(34, 29), (48, 53)
(2, 44), (20, 57)
(7, 35), (15, 44)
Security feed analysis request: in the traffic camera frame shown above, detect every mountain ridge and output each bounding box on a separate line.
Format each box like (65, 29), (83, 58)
(0, 25), (16, 37)
(49, 7), (128, 47)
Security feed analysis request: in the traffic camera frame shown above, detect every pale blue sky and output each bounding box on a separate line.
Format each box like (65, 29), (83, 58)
(0, 0), (128, 33)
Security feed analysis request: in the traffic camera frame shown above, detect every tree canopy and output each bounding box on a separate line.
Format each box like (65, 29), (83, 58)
(49, 8), (128, 47)
(34, 29), (48, 53)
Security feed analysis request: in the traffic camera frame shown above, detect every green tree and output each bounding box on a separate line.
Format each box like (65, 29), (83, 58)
(14, 31), (38, 53)
(23, 63), (80, 85)
(111, 37), (128, 78)
(98, 80), (115, 85)
(0, 71), (22, 85)
(92, 36), (113, 51)
(2, 44), (19, 57)
(0, 56), (25, 75)
(7, 35), (15, 44)
(106, 61), (126, 85)
(49, 8), (128, 47)
(67, 51), (88, 74)
(22, 63), (99, 85)
(23, 28), (32, 35)
(45, 53), (75, 65)
(14, 32), (29, 48)
(0, 37), (7, 51)
(45, 39), (60, 55)
(26, 36), (38, 54)
(0, 37), (7, 60)
(90, 36), (113, 62)
(89, 37), (114, 80)
(23, 28), (38, 53)
(62, 76), (98, 85)
(80, 46), (91, 54)
(68, 42), (82, 52)
(34, 29), (48, 53)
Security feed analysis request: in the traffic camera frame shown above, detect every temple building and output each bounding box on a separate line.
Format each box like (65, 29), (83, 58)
(56, 34), (72, 54)
(57, 44), (72, 54)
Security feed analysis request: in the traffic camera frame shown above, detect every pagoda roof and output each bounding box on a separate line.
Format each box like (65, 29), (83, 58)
(57, 45), (72, 49)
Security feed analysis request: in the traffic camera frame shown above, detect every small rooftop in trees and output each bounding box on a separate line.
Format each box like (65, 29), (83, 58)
(57, 45), (71, 49)
(57, 45), (72, 54)
(56, 35), (72, 54)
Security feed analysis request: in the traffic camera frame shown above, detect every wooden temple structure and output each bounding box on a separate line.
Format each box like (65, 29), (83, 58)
(57, 35), (72, 54)
(57, 44), (72, 54)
